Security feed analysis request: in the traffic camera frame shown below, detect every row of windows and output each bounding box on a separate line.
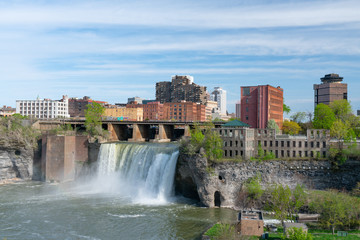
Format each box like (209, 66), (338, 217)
(259, 140), (326, 148)
(223, 149), (326, 158)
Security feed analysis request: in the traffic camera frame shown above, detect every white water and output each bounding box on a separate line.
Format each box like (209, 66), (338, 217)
(96, 142), (179, 204)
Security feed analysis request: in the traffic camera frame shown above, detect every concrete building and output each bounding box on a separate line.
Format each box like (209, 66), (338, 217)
(241, 85), (283, 129)
(235, 101), (241, 119)
(68, 96), (107, 118)
(0, 106), (16, 117)
(214, 121), (330, 160)
(210, 87), (227, 115)
(314, 73), (347, 107)
(357, 110), (360, 116)
(16, 95), (70, 119)
(104, 105), (143, 121)
(205, 100), (218, 120)
(127, 96), (144, 104)
(164, 101), (206, 122)
(156, 75), (207, 104)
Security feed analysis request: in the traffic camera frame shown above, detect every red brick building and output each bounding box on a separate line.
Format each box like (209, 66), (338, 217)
(68, 96), (107, 118)
(127, 101), (165, 120)
(164, 101), (206, 122)
(241, 85), (283, 129)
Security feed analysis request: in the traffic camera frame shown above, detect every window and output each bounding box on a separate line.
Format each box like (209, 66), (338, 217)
(246, 107), (248, 112)
(243, 87), (250, 96)
(245, 116), (249, 120)
(323, 142), (326, 148)
(246, 98), (249, 103)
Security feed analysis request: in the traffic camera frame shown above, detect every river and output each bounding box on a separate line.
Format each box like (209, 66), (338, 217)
(0, 142), (238, 240)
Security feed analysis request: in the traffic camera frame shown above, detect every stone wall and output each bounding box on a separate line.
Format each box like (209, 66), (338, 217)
(176, 152), (360, 208)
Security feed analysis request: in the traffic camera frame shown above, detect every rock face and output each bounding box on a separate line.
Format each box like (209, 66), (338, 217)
(176, 152), (360, 208)
(0, 146), (38, 180)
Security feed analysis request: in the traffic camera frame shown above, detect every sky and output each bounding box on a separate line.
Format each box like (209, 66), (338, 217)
(1, 0), (360, 115)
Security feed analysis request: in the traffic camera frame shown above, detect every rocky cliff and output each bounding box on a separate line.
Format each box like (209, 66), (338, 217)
(0, 143), (40, 181)
(176, 151), (360, 208)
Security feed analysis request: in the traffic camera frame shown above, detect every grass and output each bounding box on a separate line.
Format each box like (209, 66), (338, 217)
(267, 232), (360, 240)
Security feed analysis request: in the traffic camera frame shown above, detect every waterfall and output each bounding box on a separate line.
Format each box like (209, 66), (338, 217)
(96, 142), (179, 204)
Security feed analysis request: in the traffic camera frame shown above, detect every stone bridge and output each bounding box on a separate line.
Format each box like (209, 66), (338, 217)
(34, 120), (224, 142)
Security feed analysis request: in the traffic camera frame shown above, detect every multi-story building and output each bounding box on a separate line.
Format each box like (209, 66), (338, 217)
(156, 75), (207, 104)
(314, 73), (348, 107)
(163, 101), (206, 122)
(205, 100), (218, 120)
(357, 110), (360, 116)
(210, 87), (227, 115)
(0, 106), (16, 117)
(214, 122), (330, 160)
(127, 97), (144, 104)
(240, 85), (283, 129)
(235, 101), (241, 119)
(16, 95), (70, 119)
(104, 105), (143, 121)
(143, 102), (164, 120)
(68, 96), (107, 118)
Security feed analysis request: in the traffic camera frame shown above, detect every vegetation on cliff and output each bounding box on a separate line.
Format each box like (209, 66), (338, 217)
(0, 114), (40, 149)
(84, 102), (109, 140)
(180, 122), (223, 162)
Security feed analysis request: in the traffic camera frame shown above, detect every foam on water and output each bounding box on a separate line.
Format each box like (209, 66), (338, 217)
(95, 142), (179, 205)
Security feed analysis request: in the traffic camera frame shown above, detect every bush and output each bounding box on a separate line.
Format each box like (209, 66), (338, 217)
(282, 227), (313, 240)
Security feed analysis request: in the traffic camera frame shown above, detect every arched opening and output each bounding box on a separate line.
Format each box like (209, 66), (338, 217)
(218, 175), (223, 180)
(214, 191), (221, 207)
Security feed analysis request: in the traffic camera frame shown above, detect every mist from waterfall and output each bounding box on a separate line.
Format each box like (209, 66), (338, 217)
(94, 142), (179, 205)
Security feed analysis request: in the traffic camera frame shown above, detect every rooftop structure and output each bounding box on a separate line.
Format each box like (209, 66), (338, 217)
(314, 73), (347, 107)
(0, 106), (16, 117)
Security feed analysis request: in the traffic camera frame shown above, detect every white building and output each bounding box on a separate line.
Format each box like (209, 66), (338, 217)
(16, 95), (70, 119)
(236, 101), (241, 118)
(210, 87), (227, 115)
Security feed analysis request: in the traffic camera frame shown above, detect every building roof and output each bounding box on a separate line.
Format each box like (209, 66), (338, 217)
(222, 119), (250, 128)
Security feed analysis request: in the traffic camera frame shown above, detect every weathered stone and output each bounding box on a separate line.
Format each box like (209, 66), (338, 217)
(176, 153), (360, 209)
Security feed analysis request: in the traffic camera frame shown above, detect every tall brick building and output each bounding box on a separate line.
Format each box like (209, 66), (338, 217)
(240, 85), (283, 129)
(314, 73), (347, 107)
(163, 101), (206, 122)
(156, 75), (207, 104)
(68, 96), (107, 118)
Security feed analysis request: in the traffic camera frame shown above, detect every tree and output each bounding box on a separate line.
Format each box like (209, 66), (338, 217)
(270, 184), (307, 225)
(290, 112), (307, 124)
(313, 103), (336, 129)
(267, 119), (280, 134)
(282, 227), (313, 240)
(310, 190), (347, 235)
(283, 103), (291, 114)
(282, 120), (301, 135)
(245, 173), (264, 208)
(85, 102), (105, 137)
(270, 184), (292, 225)
(329, 99), (352, 122)
(204, 130), (223, 161)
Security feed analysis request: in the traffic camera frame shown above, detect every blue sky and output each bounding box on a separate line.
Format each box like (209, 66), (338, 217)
(1, 0), (360, 115)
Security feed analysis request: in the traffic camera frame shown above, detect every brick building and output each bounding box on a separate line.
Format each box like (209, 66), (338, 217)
(68, 96), (107, 118)
(240, 85), (283, 129)
(156, 75), (207, 104)
(237, 211), (264, 236)
(163, 101), (206, 122)
(104, 105), (143, 121)
(126, 101), (165, 121)
(314, 73), (347, 107)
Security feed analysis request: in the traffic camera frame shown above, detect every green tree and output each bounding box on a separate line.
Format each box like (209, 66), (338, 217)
(329, 99), (352, 122)
(204, 130), (223, 161)
(245, 173), (264, 208)
(282, 227), (313, 240)
(270, 184), (307, 225)
(283, 103), (291, 114)
(85, 102), (105, 137)
(282, 120), (301, 135)
(313, 103), (336, 129)
(267, 119), (280, 134)
(310, 190), (347, 235)
(290, 112), (307, 124)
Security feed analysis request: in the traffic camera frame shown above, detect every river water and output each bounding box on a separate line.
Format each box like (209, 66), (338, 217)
(0, 142), (238, 240)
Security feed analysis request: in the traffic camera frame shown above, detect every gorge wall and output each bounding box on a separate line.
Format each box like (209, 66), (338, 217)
(0, 143), (41, 181)
(175, 152), (360, 208)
